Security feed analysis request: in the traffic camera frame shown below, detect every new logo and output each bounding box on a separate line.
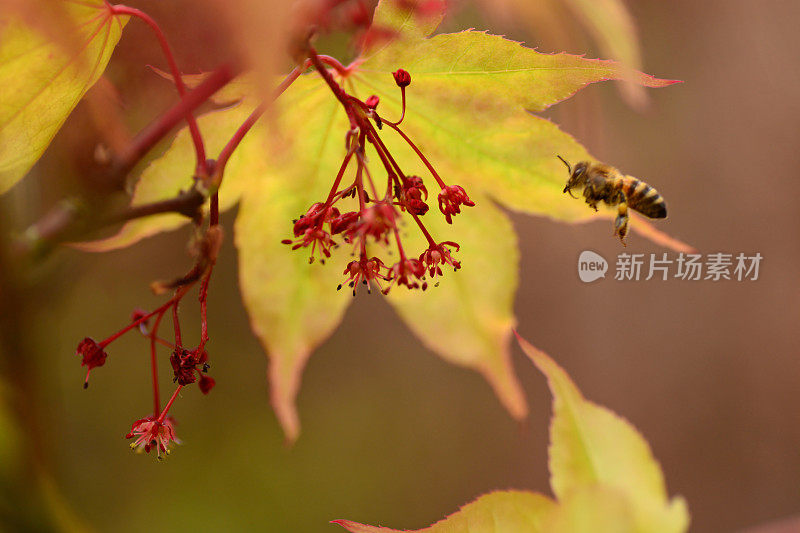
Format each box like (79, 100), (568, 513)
(578, 250), (608, 283)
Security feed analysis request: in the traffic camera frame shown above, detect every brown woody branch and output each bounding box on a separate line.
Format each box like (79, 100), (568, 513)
(16, 64), (238, 255)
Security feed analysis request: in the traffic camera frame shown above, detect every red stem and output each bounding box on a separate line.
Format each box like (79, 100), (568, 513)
(99, 299), (173, 348)
(358, 149), (379, 201)
(366, 132), (399, 198)
(355, 160), (366, 212)
(316, 54), (350, 76)
(323, 150), (356, 206)
(410, 211), (437, 246)
(212, 65), (304, 190)
(157, 386), (182, 424)
(392, 226), (408, 260)
(209, 192), (219, 227)
(172, 298), (182, 348)
(384, 121), (446, 188)
(115, 64), (235, 181)
(110, 5), (206, 168)
(365, 124), (406, 180)
(149, 308), (168, 416)
(384, 87), (406, 126)
(153, 337), (174, 349)
(309, 48), (351, 108)
(198, 265), (213, 352)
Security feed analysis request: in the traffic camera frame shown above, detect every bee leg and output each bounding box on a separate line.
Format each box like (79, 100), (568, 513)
(614, 201), (629, 246)
(583, 187), (599, 212)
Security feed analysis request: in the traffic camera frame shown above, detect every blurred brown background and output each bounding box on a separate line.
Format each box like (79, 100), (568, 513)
(1, 0), (799, 531)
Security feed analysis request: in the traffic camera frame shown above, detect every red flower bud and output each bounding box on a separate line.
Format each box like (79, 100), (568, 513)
(199, 375), (216, 395)
(77, 337), (108, 388)
(393, 69), (411, 88)
(330, 211), (360, 235)
(365, 95), (380, 109)
(400, 175), (429, 215)
(438, 184), (475, 224)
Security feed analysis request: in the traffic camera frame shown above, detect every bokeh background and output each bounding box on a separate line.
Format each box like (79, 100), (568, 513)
(1, 0), (799, 531)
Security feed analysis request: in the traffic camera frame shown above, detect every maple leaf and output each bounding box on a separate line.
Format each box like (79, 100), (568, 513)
(0, 0), (127, 193)
(333, 333), (690, 533)
(79, 0), (688, 441)
(481, 0), (649, 108)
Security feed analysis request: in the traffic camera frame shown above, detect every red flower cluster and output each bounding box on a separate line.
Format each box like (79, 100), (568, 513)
(285, 62), (475, 296)
(76, 225), (221, 458)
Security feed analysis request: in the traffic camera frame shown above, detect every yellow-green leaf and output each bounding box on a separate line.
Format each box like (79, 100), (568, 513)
(333, 338), (690, 532)
(364, 2), (676, 117)
(0, 1), (126, 193)
(235, 75), (355, 443)
(542, 485), (636, 533)
(385, 197), (527, 420)
(515, 333), (690, 533)
(236, 172), (354, 444)
(354, 0), (685, 241)
(354, 76), (595, 220)
(333, 491), (557, 533)
(76, 104), (255, 252)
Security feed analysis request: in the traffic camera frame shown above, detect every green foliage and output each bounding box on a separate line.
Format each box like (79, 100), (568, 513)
(334, 491), (557, 532)
(0, 1), (125, 193)
(519, 334), (690, 533)
(333, 333), (689, 533)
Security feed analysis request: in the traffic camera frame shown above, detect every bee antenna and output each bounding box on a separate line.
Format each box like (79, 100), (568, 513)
(556, 154), (572, 174)
(556, 155), (572, 173)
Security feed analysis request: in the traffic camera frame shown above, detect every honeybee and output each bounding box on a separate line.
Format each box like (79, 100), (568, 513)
(558, 156), (667, 245)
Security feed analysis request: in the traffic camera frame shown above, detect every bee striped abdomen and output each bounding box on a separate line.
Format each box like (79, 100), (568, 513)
(620, 176), (667, 219)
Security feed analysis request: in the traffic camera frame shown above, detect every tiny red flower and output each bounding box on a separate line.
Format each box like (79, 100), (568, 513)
(398, 175), (429, 215)
(340, 256), (388, 295)
(76, 337), (108, 389)
(292, 202), (339, 237)
(365, 95), (380, 109)
(420, 241), (462, 277)
(438, 184), (475, 224)
(170, 348), (210, 386)
(126, 415), (180, 459)
(348, 201), (396, 244)
(393, 68), (411, 88)
(283, 203), (341, 262)
(384, 257), (426, 293)
(330, 211), (360, 235)
(282, 227), (337, 262)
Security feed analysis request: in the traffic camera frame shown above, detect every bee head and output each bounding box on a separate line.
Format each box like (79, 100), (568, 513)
(558, 156), (587, 198)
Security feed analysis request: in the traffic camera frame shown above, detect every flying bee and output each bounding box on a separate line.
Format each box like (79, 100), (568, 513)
(558, 156), (667, 245)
